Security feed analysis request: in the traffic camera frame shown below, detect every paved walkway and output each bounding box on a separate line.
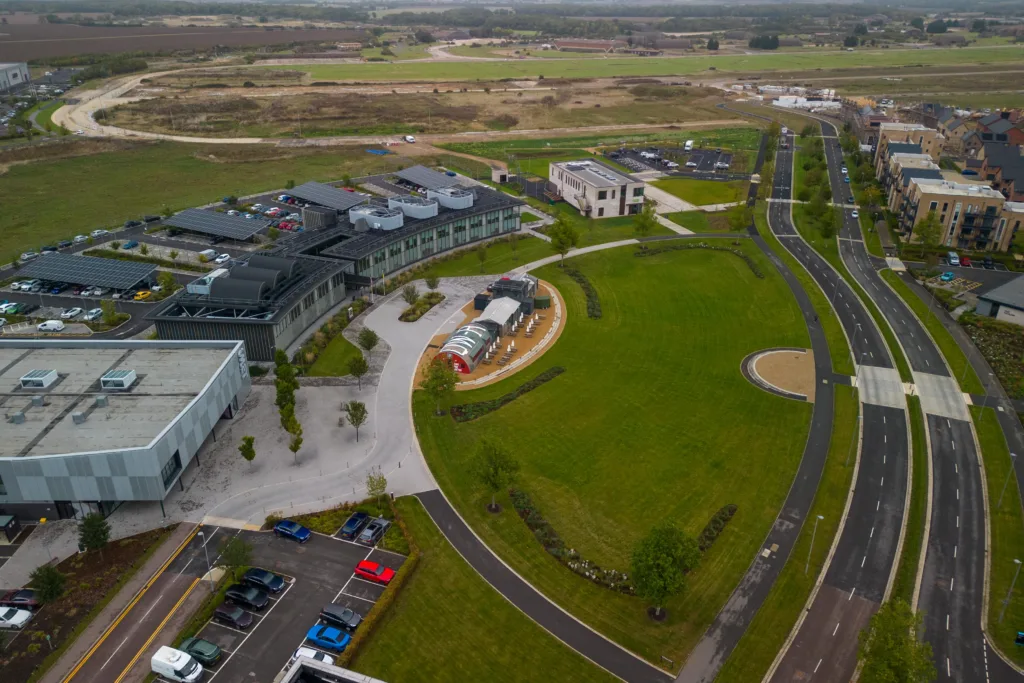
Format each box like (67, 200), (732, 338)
(655, 214), (693, 235)
(643, 184), (697, 213)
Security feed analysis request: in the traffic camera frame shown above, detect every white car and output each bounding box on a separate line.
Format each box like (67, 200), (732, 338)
(74, 129), (84, 135)
(60, 307), (83, 319)
(90, 229), (109, 238)
(851, 210), (859, 219)
(20, 251), (39, 261)
(685, 161), (698, 168)
(10, 281), (25, 290)
(227, 209), (240, 216)
(214, 253), (231, 265)
(20, 279), (40, 291)
(0, 607), (33, 629)
(0, 302), (20, 314)
(37, 320), (65, 332)
(92, 287), (109, 296)
(841, 167), (848, 175)
(291, 646), (334, 665)
(83, 308), (103, 321)
(404, 135), (416, 143)
(715, 161), (730, 169)
(73, 234), (89, 244)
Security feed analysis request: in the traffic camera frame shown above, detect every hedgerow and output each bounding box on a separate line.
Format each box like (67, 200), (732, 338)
(450, 366), (565, 422)
(562, 267), (602, 318)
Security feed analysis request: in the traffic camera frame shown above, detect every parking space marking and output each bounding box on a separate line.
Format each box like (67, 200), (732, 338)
(339, 592), (377, 604)
(348, 576), (386, 589)
(206, 621), (251, 636)
(205, 580), (294, 682)
(368, 546), (409, 558)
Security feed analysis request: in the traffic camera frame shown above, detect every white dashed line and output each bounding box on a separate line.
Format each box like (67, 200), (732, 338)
(832, 623), (840, 636)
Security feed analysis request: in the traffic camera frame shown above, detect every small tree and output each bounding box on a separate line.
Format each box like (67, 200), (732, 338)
(157, 270), (176, 293)
(508, 231), (519, 253)
(285, 179), (295, 189)
(79, 513), (110, 558)
(425, 273), (440, 291)
(238, 435), (256, 471)
(402, 283), (419, 306)
(344, 400), (368, 441)
(706, 37), (719, 50)
(139, 243), (149, 256)
(858, 598), (935, 683)
(29, 564), (66, 603)
(219, 537), (253, 580)
(111, 241), (121, 250)
(341, 173), (353, 188)
(474, 440), (520, 511)
(100, 299), (117, 326)
(268, 227), (280, 241)
(727, 204), (752, 232)
(548, 216), (580, 266)
(476, 245), (488, 272)
(913, 210), (942, 256)
(633, 202), (658, 242)
(348, 355), (369, 390)
(287, 418), (304, 465)
(421, 357), (458, 415)
(365, 466), (388, 512)
(169, 249), (179, 261)
(358, 327), (380, 358)
(631, 523), (700, 619)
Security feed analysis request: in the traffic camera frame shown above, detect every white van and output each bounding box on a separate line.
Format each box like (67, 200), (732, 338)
(948, 252), (960, 266)
(152, 646), (203, 682)
(198, 249), (218, 261)
(684, 140), (694, 152)
(37, 320), (65, 332)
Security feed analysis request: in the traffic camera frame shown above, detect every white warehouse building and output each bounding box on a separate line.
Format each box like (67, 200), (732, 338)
(0, 62), (30, 92)
(549, 159), (646, 218)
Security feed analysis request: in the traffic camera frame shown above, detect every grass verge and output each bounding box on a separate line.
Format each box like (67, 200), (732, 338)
(889, 395), (928, 602)
(652, 178), (747, 206)
(306, 335), (363, 377)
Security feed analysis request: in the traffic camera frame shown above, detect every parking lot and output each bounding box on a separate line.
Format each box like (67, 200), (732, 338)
(155, 522), (406, 683)
(607, 146), (735, 176)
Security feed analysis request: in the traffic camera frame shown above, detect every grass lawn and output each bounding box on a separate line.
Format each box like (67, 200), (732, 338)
(717, 385), (859, 682)
(662, 210), (733, 232)
(535, 202), (672, 246)
(653, 178), (746, 206)
(306, 335), (363, 377)
(889, 395), (928, 603)
(878, 270), (985, 394)
(971, 406), (1024, 667)
(520, 211), (543, 223)
(351, 497), (618, 682)
(428, 235), (553, 277)
(415, 244), (812, 665)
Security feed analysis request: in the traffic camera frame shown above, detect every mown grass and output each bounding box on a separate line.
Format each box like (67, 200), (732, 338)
(653, 178), (747, 206)
(890, 395), (928, 603)
(662, 210), (733, 233)
(415, 244), (812, 665)
(878, 269), (985, 394)
(717, 385), (859, 682)
(427, 235), (554, 277)
(351, 496), (618, 682)
(306, 335), (364, 377)
(533, 201), (672, 246)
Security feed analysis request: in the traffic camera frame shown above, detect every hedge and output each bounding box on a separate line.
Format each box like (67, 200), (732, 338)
(399, 291), (446, 322)
(635, 242), (764, 279)
(562, 267), (602, 319)
(698, 504), (738, 552)
(450, 366), (565, 422)
(82, 249), (207, 273)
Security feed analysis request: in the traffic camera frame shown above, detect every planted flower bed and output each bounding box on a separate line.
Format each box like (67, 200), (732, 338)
(292, 298), (369, 371)
(698, 504), (738, 551)
(961, 312), (1024, 399)
(562, 267), (601, 319)
(400, 291), (446, 322)
(635, 242), (764, 279)
(450, 367), (565, 422)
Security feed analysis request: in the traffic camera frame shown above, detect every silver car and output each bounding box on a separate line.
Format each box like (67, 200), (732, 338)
(83, 308), (103, 321)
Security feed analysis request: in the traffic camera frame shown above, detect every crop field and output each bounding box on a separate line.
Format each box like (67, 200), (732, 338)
(267, 46), (1024, 82)
(414, 243), (811, 665)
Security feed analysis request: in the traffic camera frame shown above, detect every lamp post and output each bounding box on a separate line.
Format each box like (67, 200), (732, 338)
(999, 558), (1022, 623)
(196, 530), (214, 592)
(806, 515), (824, 575)
(997, 452), (1018, 510)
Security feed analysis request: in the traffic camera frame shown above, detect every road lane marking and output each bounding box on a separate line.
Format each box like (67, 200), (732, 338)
(832, 623), (840, 636)
(112, 578), (200, 683)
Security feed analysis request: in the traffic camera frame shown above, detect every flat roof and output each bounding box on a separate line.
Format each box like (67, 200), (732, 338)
(0, 342), (238, 458)
(909, 177), (1005, 199)
(552, 159), (640, 188)
(980, 275), (1024, 309)
(164, 209), (270, 240)
(394, 165), (458, 190)
(289, 182), (368, 212)
(16, 253), (155, 290)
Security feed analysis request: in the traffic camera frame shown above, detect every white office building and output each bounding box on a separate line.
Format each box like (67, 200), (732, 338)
(549, 159), (646, 218)
(0, 63), (30, 92)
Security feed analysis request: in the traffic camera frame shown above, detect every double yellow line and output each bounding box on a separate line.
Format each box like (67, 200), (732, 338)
(113, 578), (200, 683)
(62, 524), (201, 683)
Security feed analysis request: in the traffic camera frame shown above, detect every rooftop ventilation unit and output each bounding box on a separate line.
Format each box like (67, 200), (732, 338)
(427, 187), (475, 210)
(348, 205), (405, 231)
(72, 412), (87, 425)
(101, 369), (137, 390)
(186, 269), (229, 296)
(94, 395), (108, 408)
(20, 369), (58, 389)
(388, 195), (439, 219)
(564, 161), (620, 184)
(8, 411), (24, 424)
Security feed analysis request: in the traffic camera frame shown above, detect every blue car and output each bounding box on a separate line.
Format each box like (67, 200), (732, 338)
(274, 520), (311, 543)
(940, 272), (956, 282)
(122, 240), (139, 249)
(306, 624), (350, 652)
(843, 176), (850, 183)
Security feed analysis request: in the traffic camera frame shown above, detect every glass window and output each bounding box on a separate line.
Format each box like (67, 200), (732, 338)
(598, 190), (607, 200)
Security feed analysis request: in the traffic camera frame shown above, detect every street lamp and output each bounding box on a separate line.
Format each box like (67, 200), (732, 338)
(806, 515), (824, 575)
(997, 453), (1018, 510)
(999, 558), (1022, 623)
(196, 530), (215, 592)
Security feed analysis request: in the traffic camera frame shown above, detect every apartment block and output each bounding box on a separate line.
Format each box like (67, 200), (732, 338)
(874, 123), (945, 176)
(901, 178), (1010, 251)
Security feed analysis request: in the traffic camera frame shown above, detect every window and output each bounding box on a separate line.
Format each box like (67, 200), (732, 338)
(612, 190), (616, 199)
(942, 203), (949, 212)
(302, 293), (314, 310)
(598, 207), (605, 217)
(598, 190), (607, 200)
(633, 187), (645, 197)
(289, 306), (302, 322)
(161, 451), (182, 489)
(929, 201), (938, 211)
(316, 283), (329, 298)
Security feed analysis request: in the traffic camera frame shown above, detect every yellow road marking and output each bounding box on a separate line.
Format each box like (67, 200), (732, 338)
(113, 577), (201, 683)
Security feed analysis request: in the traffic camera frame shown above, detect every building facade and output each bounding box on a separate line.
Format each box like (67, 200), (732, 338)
(901, 178), (1010, 251)
(0, 62), (29, 92)
(549, 160), (645, 218)
(874, 123), (945, 175)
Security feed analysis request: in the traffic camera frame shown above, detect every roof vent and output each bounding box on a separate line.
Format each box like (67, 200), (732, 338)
(8, 411), (25, 424)
(21, 369), (58, 389)
(94, 395), (108, 408)
(31, 396), (44, 407)
(101, 369), (137, 390)
(72, 412), (87, 425)
(427, 187), (475, 210)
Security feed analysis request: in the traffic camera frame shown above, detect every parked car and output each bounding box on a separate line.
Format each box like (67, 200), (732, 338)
(214, 254), (231, 265)
(60, 307), (83, 319)
(243, 568), (285, 594)
(0, 303), (19, 314)
(9, 281), (25, 290)
(0, 589), (38, 610)
(37, 320), (65, 332)
(50, 283), (69, 294)
(339, 512), (370, 540)
(91, 287), (109, 296)
(292, 646), (334, 665)
(90, 229), (109, 238)
(225, 584), (269, 611)
(83, 308), (103, 321)
(984, 256), (995, 269)
(961, 256), (972, 267)
(356, 519), (390, 547)
(134, 290), (152, 301)
(305, 624), (350, 652)
(57, 240), (72, 249)
(404, 135), (416, 143)
(17, 304), (38, 315)
(843, 176), (850, 183)
(273, 519), (311, 543)
(124, 220), (144, 229)
(20, 280), (39, 291)
(151, 646), (202, 683)
(122, 240), (139, 250)
(948, 251), (961, 266)
(851, 211), (859, 219)
(319, 603), (362, 632)
(73, 235), (88, 244)
(142, 215), (161, 223)
(940, 272), (956, 282)
(20, 251), (39, 261)
(213, 604), (253, 630)
(227, 209), (240, 216)
(847, 196), (854, 203)
(354, 560), (395, 585)
(179, 636), (222, 666)
(0, 607), (33, 629)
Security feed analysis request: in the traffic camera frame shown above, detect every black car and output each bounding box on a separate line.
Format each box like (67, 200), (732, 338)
(338, 512), (370, 540)
(17, 304), (38, 315)
(123, 219), (144, 228)
(243, 568), (285, 594)
(57, 240), (72, 249)
(213, 604), (253, 629)
(180, 636), (222, 665)
(984, 256), (995, 269)
(142, 215), (161, 223)
(848, 196), (855, 204)
(356, 519), (390, 547)
(320, 603), (362, 632)
(224, 584), (269, 610)
(41, 246), (58, 253)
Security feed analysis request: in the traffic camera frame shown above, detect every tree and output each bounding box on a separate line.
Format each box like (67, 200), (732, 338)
(29, 564), (66, 603)
(854, 23), (868, 35)
(268, 227), (280, 241)
(348, 355), (369, 390)
(910, 17), (925, 30)
(633, 202), (659, 242)
(287, 418), (303, 465)
(100, 299), (117, 326)
(971, 19), (988, 33)
(508, 231), (519, 253)
(474, 440), (520, 511)
(476, 245), (488, 272)
(358, 327), (380, 358)
(926, 19), (948, 34)
(424, 274), (440, 291)
(139, 243), (149, 256)
(800, 123), (816, 139)
(844, 35), (859, 47)
(169, 249), (179, 261)
(631, 523), (701, 618)
(548, 216), (580, 266)
(706, 37), (719, 50)
(238, 435), (256, 470)
(157, 270), (176, 293)
(79, 513), (110, 558)
(913, 210), (942, 255)
(858, 598), (935, 683)
(421, 357), (458, 415)
(402, 283), (419, 305)
(860, 186), (882, 213)
(365, 466), (387, 512)
(414, 29), (435, 44)
(219, 537), (252, 580)
(342, 400), (369, 441)
(728, 204), (752, 232)
(341, 173), (352, 188)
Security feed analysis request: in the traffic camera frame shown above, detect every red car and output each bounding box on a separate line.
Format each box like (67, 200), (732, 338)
(961, 257), (972, 267)
(0, 589), (39, 610)
(354, 560), (395, 585)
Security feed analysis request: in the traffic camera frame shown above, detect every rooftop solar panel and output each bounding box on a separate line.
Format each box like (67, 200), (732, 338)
(17, 253), (156, 290)
(164, 209), (271, 240)
(394, 165), (458, 190)
(289, 182), (367, 211)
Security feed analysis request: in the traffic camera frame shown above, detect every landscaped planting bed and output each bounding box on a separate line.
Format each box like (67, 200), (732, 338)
(960, 313), (1024, 399)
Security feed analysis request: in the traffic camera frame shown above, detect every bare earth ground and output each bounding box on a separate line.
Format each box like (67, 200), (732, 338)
(753, 348), (816, 402)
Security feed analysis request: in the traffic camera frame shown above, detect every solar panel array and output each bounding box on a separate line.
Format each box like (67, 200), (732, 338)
(289, 182), (366, 211)
(164, 209), (271, 240)
(17, 253), (156, 290)
(395, 165), (458, 190)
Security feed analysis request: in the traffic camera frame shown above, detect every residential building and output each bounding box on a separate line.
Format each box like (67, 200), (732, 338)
(900, 178), (1009, 251)
(883, 152), (942, 212)
(977, 143), (1024, 201)
(937, 111), (973, 155)
(974, 111), (1024, 147)
(841, 99), (894, 145)
(875, 123), (945, 174)
(876, 142), (923, 197)
(0, 62), (29, 92)
(549, 159), (645, 218)
(0, 340), (250, 521)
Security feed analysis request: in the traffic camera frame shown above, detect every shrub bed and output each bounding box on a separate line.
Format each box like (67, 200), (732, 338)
(82, 248), (206, 273)
(961, 312), (1024, 399)
(450, 367), (565, 422)
(399, 291), (446, 322)
(563, 267), (601, 319)
(291, 298), (369, 372)
(698, 504), (738, 551)
(635, 242), (764, 279)
(265, 496), (395, 536)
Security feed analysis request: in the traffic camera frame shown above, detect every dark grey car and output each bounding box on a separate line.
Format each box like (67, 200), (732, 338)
(320, 603), (362, 632)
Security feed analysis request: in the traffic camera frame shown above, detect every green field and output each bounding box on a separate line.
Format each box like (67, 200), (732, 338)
(266, 46), (1024, 82)
(662, 211), (732, 233)
(653, 178), (747, 206)
(520, 211), (542, 223)
(351, 497), (618, 682)
(428, 235), (553, 277)
(534, 202), (673, 246)
(415, 244), (812, 664)
(306, 335), (363, 377)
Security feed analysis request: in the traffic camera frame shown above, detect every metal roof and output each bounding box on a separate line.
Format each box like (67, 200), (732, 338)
(980, 276), (1024, 310)
(553, 159), (640, 187)
(289, 182), (368, 211)
(478, 297), (521, 326)
(394, 165), (458, 190)
(17, 253), (155, 290)
(164, 209), (270, 240)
